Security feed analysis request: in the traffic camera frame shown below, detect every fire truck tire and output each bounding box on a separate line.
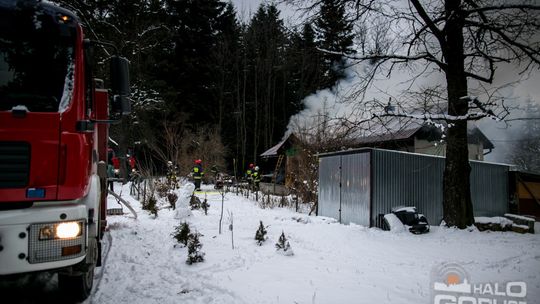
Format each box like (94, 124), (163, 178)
(58, 238), (98, 301)
(58, 266), (94, 302)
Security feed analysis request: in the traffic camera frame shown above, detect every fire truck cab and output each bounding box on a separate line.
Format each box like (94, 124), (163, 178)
(0, 0), (130, 300)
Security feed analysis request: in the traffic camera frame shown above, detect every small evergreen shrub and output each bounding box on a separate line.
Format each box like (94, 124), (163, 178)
(275, 231), (293, 256)
(186, 232), (205, 265)
(254, 221), (267, 246)
(172, 222), (191, 246)
(201, 198), (209, 215)
(190, 195), (201, 210)
(167, 192), (178, 210)
(143, 195), (158, 217)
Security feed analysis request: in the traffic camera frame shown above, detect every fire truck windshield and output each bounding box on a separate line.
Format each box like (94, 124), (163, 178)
(0, 6), (76, 112)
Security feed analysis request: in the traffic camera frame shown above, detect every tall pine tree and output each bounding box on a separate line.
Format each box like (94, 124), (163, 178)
(314, 0), (355, 89)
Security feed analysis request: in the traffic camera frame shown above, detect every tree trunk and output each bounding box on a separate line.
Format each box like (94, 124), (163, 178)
(442, 0), (474, 228)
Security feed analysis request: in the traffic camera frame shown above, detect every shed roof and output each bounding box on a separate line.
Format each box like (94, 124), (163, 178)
(260, 133), (298, 158)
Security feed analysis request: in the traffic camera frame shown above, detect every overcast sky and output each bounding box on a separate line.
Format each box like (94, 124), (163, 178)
(230, 0), (298, 23)
(230, 0), (263, 17)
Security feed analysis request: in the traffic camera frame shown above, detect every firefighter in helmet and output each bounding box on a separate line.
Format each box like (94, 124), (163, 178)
(252, 166), (261, 191)
(245, 163), (255, 187)
(166, 160), (178, 189)
(192, 159), (204, 191)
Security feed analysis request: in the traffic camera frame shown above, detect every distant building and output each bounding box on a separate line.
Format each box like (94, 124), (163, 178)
(351, 118), (494, 161)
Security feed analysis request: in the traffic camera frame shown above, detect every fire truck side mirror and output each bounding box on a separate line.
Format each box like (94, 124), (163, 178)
(110, 56), (131, 115)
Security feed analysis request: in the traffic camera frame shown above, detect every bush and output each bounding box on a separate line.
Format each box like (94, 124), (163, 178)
(186, 232), (205, 265)
(155, 181), (170, 198)
(275, 231), (293, 256)
(201, 197), (209, 215)
(168, 192), (178, 210)
(190, 195), (201, 210)
(254, 221), (267, 246)
(142, 195), (158, 217)
(172, 222), (191, 246)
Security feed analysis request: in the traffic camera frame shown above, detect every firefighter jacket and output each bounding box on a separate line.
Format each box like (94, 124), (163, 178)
(252, 170), (260, 182)
(192, 165), (204, 180)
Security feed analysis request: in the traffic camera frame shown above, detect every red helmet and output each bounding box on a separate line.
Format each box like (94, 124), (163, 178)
(195, 159), (202, 164)
(249, 163), (254, 168)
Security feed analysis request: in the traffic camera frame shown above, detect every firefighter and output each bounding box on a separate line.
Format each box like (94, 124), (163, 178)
(252, 166), (261, 191)
(192, 159), (204, 191)
(245, 163), (255, 187)
(107, 161), (115, 192)
(166, 160), (178, 189)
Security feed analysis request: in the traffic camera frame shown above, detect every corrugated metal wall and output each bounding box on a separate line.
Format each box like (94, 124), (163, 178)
(318, 148), (510, 228)
(318, 155), (342, 221)
(371, 150), (445, 226)
(470, 161), (509, 217)
(340, 153), (371, 226)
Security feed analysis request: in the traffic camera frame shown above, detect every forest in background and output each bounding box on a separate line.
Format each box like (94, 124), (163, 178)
(51, 0), (356, 175)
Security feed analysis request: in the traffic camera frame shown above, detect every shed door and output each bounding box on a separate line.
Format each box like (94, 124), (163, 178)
(341, 153), (371, 226)
(318, 156), (341, 221)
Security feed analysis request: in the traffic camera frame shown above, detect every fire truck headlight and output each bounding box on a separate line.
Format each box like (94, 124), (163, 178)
(55, 222), (83, 239)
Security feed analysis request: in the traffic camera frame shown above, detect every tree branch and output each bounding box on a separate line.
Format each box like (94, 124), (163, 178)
(409, 0), (447, 50)
(463, 4), (540, 16)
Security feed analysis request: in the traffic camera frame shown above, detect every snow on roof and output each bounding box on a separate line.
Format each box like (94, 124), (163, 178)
(353, 115), (493, 149)
(260, 133), (297, 158)
(355, 125), (422, 144)
(260, 140), (285, 158)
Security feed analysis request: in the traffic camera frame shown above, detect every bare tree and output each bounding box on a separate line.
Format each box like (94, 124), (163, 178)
(289, 0), (540, 228)
(144, 120), (186, 167)
(161, 126), (228, 181)
(508, 100), (540, 173)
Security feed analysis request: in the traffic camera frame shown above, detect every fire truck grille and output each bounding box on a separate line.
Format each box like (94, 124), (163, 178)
(28, 222), (86, 264)
(0, 142), (30, 188)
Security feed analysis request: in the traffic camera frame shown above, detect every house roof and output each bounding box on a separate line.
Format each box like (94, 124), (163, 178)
(260, 141), (284, 158)
(260, 133), (297, 158)
(354, 125), (422, 144)
(353, 116), (494, 149)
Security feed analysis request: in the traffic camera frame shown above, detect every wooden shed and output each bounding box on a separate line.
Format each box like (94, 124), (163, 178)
(259, 133), (303, 194)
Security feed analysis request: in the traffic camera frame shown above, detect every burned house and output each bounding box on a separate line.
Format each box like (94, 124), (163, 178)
(259, 133), (304, 195)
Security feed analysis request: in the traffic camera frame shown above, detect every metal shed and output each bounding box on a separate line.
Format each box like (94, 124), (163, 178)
(318, 148), (510, 227)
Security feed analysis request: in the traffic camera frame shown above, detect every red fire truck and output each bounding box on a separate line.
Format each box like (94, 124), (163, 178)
(0, 0), (130, 300)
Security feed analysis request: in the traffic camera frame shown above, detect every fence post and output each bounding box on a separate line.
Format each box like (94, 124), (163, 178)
(143, 179), (147, 204)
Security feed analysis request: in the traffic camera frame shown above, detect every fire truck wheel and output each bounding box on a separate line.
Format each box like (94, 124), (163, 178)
(58, 266), (94, 302)
(58, 238), (97, 301)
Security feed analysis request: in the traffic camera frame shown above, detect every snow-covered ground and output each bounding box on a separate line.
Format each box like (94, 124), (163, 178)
(86, 182), (540, 304)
